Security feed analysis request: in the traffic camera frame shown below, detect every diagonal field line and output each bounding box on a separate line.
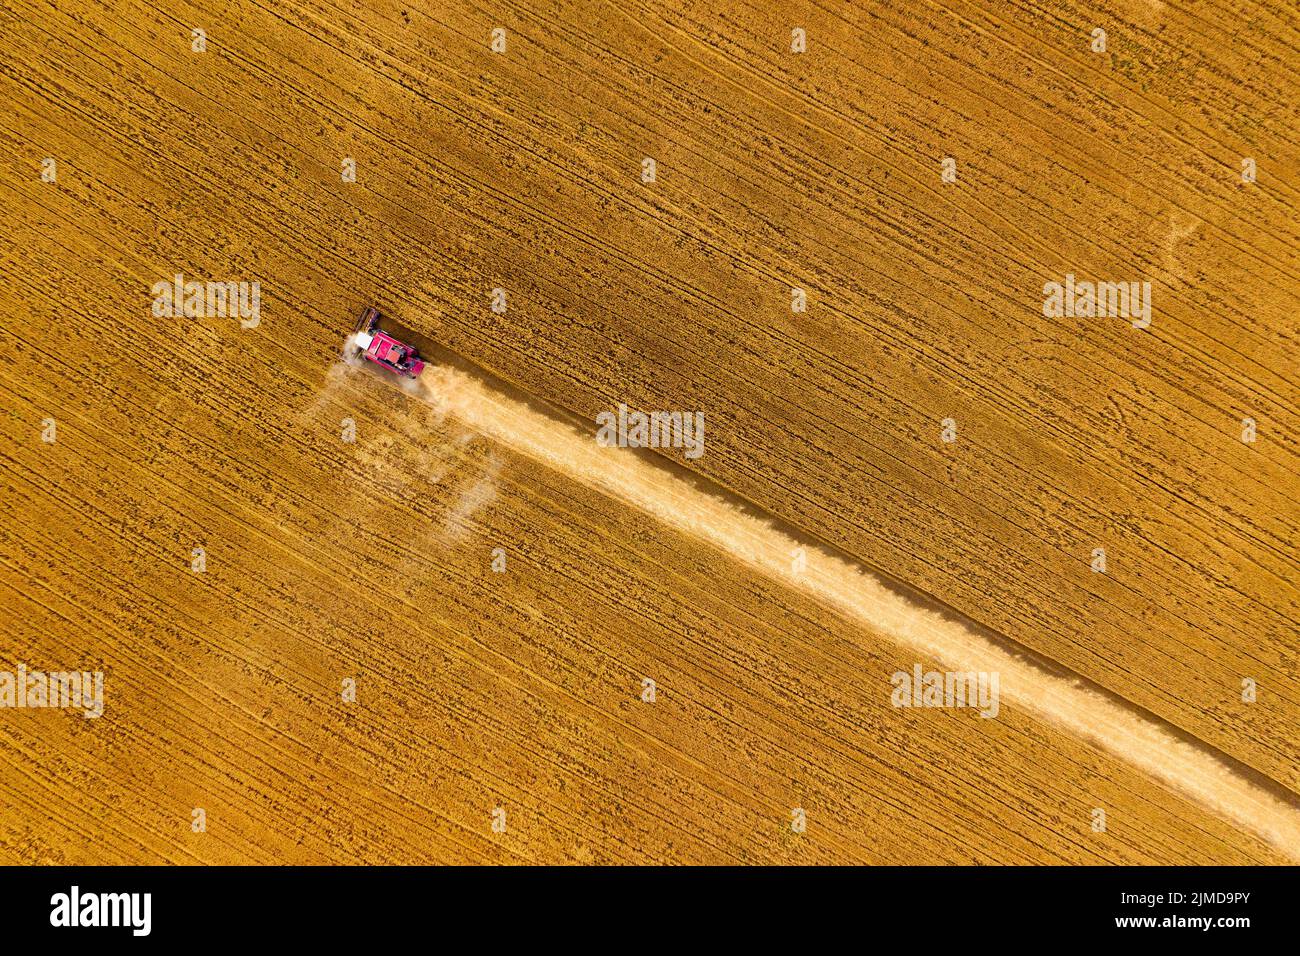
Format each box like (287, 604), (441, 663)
(415, 361), (1300, 859)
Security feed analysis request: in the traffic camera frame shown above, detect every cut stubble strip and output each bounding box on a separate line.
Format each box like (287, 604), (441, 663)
(414, 360), (1300, 860)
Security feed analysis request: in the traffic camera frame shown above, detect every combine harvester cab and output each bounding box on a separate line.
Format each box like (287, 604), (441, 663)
(353, 307), (426, 379)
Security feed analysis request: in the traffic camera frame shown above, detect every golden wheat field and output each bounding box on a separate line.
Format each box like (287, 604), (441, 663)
(0, 0), (1296, 865)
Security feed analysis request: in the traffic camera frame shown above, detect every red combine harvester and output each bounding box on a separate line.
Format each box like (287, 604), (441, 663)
(352, 307), (425, 379)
